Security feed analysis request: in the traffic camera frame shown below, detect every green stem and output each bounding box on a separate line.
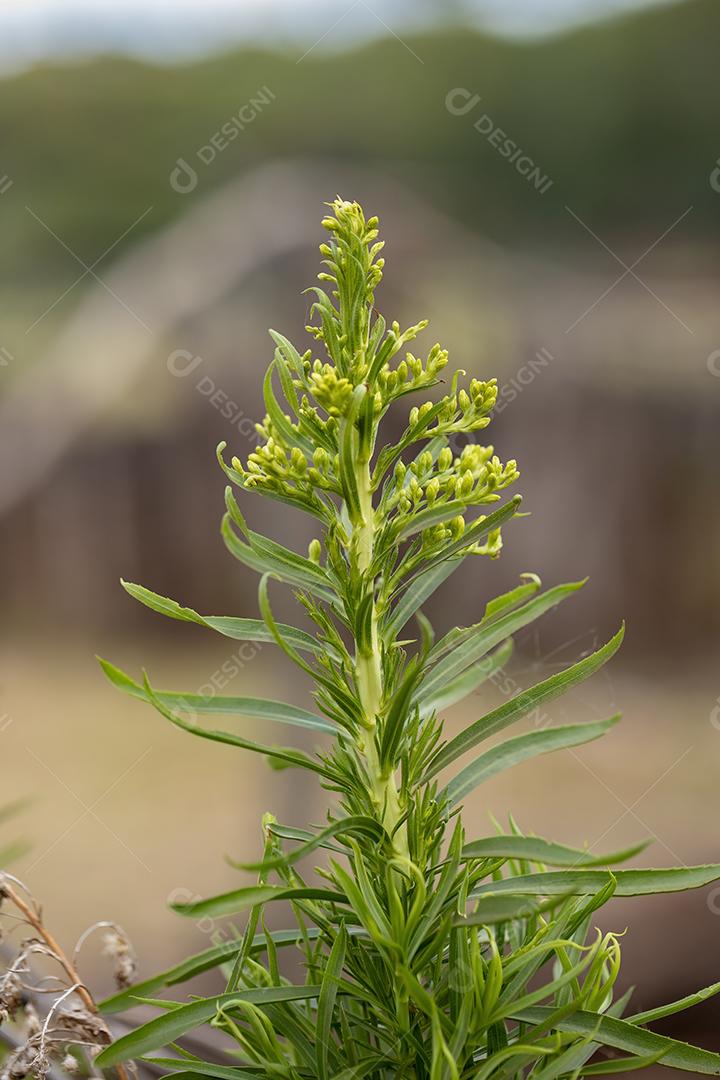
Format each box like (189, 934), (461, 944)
(353, 450), (408, 858)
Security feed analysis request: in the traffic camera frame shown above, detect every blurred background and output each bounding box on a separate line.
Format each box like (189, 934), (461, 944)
(1, 0), (719, 1050)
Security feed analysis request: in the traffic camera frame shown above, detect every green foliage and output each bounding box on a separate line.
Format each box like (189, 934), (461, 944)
(98, 200), (720, 1077)
(4, 0), (720, 304)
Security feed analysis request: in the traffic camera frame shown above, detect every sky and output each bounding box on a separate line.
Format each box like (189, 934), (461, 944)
(0, 0), (673, 73)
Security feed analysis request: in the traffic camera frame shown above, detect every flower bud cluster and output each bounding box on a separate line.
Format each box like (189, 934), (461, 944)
(320, 198), (385, 295)
(234, 414), (341, 505)
(308, 362), (355, 416)
(408, 377), (499, 439)
(375, 341), (448, 407)
(386, 441), (519, 552)
(316, 200), (385, 356)
(226, 199), (521, 567)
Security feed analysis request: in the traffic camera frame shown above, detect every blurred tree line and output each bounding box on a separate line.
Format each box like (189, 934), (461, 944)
(0, 0), (717, 298)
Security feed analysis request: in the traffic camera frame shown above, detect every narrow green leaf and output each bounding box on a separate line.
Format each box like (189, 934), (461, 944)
(472, 864), (720, 899)
(99, 931), (325, 1014)
(110, 665), (326, 775)
(383, 558), (463, 639)
(339, 385), (367, 524)
(415, 609), (435, 654)
(580, 1052), (667, 1075)
(235, 816), (385, 872)
(96, 986), (322, 1066)
(268, 329), (306, 385)
(423, 580), (586, 693)
(453, 894), (562, 926)
(152, 1069), (265, 1080)
(271, 341), (303, 412)
(446, 715), (620, 805)
(328, 1058), (386, 1080)
(417, 640), (513, 717)
(98, 659), (334, 735)
(171, 884), (346, 920)
(462, 834), (650, 868)
(223, 491), (337, 600)
(317, 925), (347, 1080)
(529, 994), (635, 1080)
(482, 574), (542, 621)
(145, 1061), (266, 1080)
(380, 659), (421, 769)
(509, 1007), (720, 1074)
(490, 939), (600, 1023)
(257, 574), (317, 680)
(120, 581), (322, 656)
(397, 499), (469, 541)
(354, 593), (375, 656)
(627, 981), (720, 1026)
(426, 626), (624, 779)
(530, 1032), (602, 1080)
(263, 360), (313, 454)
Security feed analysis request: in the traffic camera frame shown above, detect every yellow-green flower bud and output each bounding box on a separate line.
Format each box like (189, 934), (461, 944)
(450, 515), (466, 540)
(313, 447), (329, 471)
(291, 448), (307, 473)
(308, 538), (321, 563)
(438, 447), (453, 471)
